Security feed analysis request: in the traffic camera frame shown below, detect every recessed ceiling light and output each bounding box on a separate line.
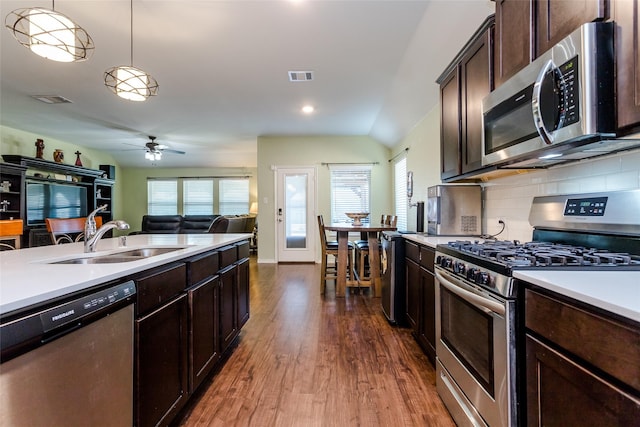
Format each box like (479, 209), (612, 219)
(302, 105), (314, 114)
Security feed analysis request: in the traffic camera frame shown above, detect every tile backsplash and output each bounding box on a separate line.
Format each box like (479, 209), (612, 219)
(483, 149), (640, 242)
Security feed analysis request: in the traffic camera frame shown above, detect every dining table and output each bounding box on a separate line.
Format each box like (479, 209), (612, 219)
(323, 222), (397, 297)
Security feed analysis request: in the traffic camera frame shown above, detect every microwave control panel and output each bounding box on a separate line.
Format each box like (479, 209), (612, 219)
(564, 196), (608, 216)
(558, 56), (579, 128)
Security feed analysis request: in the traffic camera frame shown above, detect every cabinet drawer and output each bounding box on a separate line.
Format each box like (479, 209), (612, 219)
(219, 245), (237, 269)
(236, 240), (250, 259)
(136, 263), (187, 317)
(187, 250), (218, 286)
(405, 241), (419, 263)
(419, 246), (435, 272)
(525, 288), (640, 391)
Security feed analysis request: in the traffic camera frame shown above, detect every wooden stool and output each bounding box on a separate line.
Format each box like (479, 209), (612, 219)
(0, 219), (23, 250)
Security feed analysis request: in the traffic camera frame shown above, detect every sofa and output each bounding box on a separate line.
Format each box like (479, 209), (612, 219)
(137, 214), (255, 234)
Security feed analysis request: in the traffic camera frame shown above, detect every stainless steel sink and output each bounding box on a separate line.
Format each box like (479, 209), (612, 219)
(50, 246), (187, 264)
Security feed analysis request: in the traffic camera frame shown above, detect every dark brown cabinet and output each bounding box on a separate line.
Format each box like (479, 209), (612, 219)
(494, 0), (532, 88)
(93, 178), (114, 225)
(524, 286), (640, 426)
(405, 241), (436, 365)
(0, 163), (25, 225)
(219, 264), (238, 354)
(613, 0), (640, 132)
(134, 263), (188, 427)
(437, 15), (494, 181)
(237, 257), (250, 329)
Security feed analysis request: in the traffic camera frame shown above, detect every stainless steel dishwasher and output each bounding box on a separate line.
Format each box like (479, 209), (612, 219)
(381, 231), (406, 325)
(0, 281), (136, 426)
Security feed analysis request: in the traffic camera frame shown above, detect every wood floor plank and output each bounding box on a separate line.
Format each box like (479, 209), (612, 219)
(177, 259), (455, 426)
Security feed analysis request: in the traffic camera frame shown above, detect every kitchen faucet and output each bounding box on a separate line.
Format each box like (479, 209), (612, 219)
(84, 205), (130, 252)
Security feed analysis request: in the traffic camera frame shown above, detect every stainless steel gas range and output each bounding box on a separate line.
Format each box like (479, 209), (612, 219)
(434, 189), (640, 427)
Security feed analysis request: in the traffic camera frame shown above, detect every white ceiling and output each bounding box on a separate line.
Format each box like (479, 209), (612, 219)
(0, 0), (494, 169)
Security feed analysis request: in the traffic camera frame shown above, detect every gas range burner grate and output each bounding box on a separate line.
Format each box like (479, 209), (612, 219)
(445, 240), (640, 268)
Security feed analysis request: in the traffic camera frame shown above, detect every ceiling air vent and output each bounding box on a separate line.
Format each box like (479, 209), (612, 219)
(31, 95), (73, 104)
(288, 71), (314, 82)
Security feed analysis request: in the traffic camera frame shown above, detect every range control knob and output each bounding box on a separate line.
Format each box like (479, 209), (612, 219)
(466, 268), (478, 281)
(476, 271), (491, 286)
(439, 257), (453, 268)
(454, 262), (466, 275)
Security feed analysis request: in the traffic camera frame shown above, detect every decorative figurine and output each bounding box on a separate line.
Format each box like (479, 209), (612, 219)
(35, 138), (45, 159)
(75, 151), (83, 166)
(53, 149), (64, 163)
(0, 200), (9, 212)
(0, 181), (11, 192)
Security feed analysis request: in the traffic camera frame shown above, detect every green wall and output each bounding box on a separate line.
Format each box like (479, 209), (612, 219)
(256, 135), (392, 263)
(120, 167), (258, 233)
(389, 105), (442, 230)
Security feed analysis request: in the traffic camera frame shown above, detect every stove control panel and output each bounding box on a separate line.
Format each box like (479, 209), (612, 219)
(564, 196), (608, 216)
(437, 256), (494, 287)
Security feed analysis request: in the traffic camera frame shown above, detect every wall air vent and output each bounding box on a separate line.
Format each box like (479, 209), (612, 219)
(31, 95), (73, 104)
(288, 71), (314, 82)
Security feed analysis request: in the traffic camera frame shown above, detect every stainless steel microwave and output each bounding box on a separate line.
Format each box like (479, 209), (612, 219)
(482, 22), (617, 168)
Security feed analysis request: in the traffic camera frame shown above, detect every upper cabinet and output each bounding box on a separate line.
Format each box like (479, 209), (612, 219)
(494, 0), (532, 88)
(437, 15), (494, 182)
(613, 0), (640, 132)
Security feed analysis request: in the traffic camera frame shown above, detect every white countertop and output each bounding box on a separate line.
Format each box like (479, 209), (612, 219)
(0, 234), (251, 316)
(514, 270), (640, 324)
(402, 233), (481, 248)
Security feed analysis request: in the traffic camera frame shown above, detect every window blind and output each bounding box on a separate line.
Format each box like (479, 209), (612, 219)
(147, 180), (178, 215)
(183, 179), (213, 215)
(219, 178), (249, 215)
(394, 157), (408, 230)
(330, 165), (371, 223)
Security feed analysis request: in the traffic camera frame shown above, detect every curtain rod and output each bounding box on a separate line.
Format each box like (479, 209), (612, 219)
(321, 162), (379, 166)
(147, 175), (251, 180)
(388, 147), (409, 163)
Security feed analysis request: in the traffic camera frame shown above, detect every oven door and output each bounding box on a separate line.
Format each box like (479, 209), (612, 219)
(435, 267), (516, 427)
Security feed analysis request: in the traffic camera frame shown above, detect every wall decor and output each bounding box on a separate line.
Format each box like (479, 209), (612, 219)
(53, 149), (64, 163)
(75, 151), (83, 166)
(35, 139), (45, 159)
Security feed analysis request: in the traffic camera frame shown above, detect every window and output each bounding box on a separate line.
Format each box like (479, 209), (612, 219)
(330, 165), (371, 223)
(219, 179), (249, 215)
(183, 179), (213, 215)
(394, 157), (408, 230)
(147, 180), (178, 215)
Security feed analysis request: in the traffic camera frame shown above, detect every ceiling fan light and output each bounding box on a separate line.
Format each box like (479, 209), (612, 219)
(5, 7), (94, 62)
(104, 66), (158, 101)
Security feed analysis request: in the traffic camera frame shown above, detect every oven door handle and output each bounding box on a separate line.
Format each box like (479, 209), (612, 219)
(436, 270), (506, 316)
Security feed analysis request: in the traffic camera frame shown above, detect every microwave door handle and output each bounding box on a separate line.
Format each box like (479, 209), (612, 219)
(532, 59), (566, 145)
(435, 270), (506, 316)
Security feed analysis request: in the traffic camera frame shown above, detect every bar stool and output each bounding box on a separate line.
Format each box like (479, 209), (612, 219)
(46, 216), (102, 245)
(354, 215), (396, 280)
(0, 219), (23, 250)
(317, 215), (354, 294)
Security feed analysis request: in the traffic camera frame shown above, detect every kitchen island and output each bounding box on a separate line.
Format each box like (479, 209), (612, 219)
(0, 233), (252, 427)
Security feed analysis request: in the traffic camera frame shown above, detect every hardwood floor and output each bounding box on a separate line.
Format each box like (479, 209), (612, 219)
(177, 257), (455, 426)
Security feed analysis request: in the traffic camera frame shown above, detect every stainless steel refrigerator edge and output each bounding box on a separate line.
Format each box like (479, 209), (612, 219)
(427, 185), (482, 236)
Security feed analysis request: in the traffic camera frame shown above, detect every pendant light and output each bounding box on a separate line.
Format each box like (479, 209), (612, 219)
(5, 2), (94, 62)
(104, 0), (158, 101)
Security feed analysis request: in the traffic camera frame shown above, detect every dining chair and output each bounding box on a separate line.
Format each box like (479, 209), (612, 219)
(354, 214), (397, 280)
(46, 216), (103, 245)
(317, 215), (353, 294)
(0, 219), (23, 250)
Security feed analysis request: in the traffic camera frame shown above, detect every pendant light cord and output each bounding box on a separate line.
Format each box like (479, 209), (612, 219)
(130, 0), (134, 66)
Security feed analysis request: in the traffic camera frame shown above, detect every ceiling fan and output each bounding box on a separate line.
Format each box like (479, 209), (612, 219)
(124, 136), (186, 161)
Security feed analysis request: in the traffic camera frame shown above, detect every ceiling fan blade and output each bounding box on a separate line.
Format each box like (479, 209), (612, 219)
(162, 148), (186, 155)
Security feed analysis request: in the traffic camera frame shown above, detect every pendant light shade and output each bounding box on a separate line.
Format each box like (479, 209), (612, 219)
(104, 0), (157, 101)
(105, 65), (158, 101)
(5, 7), (94, 62)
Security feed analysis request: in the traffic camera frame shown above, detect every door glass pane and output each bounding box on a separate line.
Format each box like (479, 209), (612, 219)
(285, 174), (307, 249)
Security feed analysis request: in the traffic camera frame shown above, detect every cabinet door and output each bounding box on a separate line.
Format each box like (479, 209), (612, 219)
(405, 258), (420, 331)
(526, 334), (640, 426)
(536, 0), (607, 57)
(136, 294), (188, 427)
(417, 267), (436, 365)
(188, 275), (219, 394)
(440, 67), (461, 180)
(461, 26), (492, 174)
(614, 0), (640, 131)
(237, 258), (250, 329)
(494, 0), (532, 88)
(219, 264), (238, 353)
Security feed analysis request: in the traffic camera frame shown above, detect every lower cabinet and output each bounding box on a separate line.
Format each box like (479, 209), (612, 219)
(219, 264), (238, 354)
(188, 275), (219, 394)
(135, 294), (189, 427)
(405, 241), (436, 365)
(237, 257), (250, 329)
(525, 286), (640, 425)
